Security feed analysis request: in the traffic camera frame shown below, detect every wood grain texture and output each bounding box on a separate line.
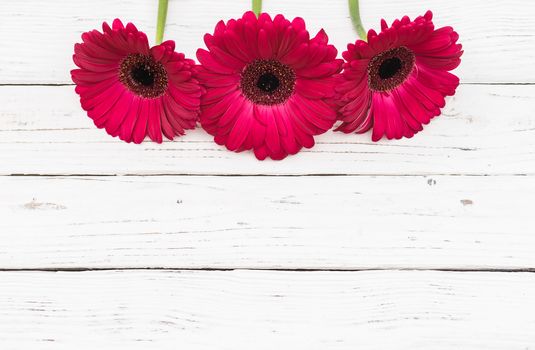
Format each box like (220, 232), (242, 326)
(1, 0), (534, 84)
(1, 270), (535, 349)
(1, 84), (534, 175)
(1, 175), (532, 269)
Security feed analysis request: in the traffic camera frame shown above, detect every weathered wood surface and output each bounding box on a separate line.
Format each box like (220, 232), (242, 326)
(1, 175), (532, 269)
(1, 270), (534, 349)
(0, 0), (534, 84)
(1, 85), (534, 175)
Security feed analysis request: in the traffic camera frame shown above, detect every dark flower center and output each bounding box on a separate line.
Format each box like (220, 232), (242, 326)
(378, 57), (402, 80)
(367, 46), (415, 92)
(119, 54), (168, 98)
(257, 73), (280, 93)
(240, 59), (295, 105)
(131, 66), (155, 86)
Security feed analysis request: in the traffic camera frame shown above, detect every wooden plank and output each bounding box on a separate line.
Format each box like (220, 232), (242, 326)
(1, 270), (534, 349)
(1, 175), (532, 270)
(1, 0), (534, 84)
(1, 84), (533, 176)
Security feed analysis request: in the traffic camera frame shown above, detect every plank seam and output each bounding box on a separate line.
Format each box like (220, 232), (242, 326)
(1, 268), (534, 273)
(3, 173), (534, 177)
(1, 83), (535, 86)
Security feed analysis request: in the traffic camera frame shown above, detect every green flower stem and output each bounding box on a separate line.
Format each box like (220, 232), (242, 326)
(348, 0), (367, 41)
(252, 0), (262, 17)
(155, 0), (169, 44)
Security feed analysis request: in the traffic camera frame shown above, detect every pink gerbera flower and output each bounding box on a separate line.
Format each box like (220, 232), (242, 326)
(336, 11), (463, 141)
(196, 11), (343, 160)
(71, 19), (201, 143)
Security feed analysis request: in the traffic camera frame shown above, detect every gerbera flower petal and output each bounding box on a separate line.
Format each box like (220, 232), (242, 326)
(197, 11), (341, 160)
(147, 99), (163, 143)
(132, 97), (150, 144)
(72, 19), (201, 143)
(227, 103), (255, 151)
(105, 92), (134, 136)
(295, 78), (335, 99)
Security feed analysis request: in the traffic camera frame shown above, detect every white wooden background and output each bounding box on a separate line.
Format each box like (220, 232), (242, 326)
(1, 0), (534, 348)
